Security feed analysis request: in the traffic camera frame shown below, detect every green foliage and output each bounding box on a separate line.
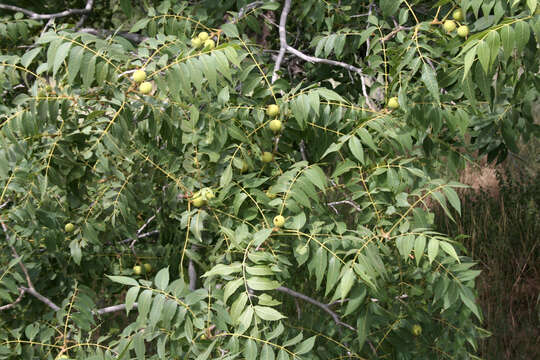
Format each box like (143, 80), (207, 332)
(0, 0), (538, 359)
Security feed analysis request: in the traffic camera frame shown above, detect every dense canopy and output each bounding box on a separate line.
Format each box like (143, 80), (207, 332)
(0, 1), (538, 359)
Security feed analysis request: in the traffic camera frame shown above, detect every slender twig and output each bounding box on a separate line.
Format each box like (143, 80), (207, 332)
(327, 200), (363, 212)
(1, 220), (62, 312)
(235, 1), (265, 23)
(129, 208), (160, 254)
(121, 229), (159, 244)
(20, 286), (61, 311)
(365, 2), (374, 58)
(299, 140), (308, 162)
(381, 25), (414, 42)
(94, 302), (138, 315)
(0, 288), (25, 311)
(276, 286), (356, 331)
(78, 27), (148, 44)
(1, 222), (33, 288)
(285, 45), (376, 111)
(188, 260), (197, 291)
(0, 0), (94, 20)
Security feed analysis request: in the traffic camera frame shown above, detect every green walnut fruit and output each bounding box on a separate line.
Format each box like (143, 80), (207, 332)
(452, 9), (464, 21)
(266, 190), (277, 199)
(198, 32), (209, 41)
(412, 324), (422, 336)
(133, 265), (142, 275)
(191, 37), (202, 48)
(240, 160), (249, 173)
(201, 188), (215, 200)
(65, 223), (75, 232)
(273, 215), (285, 227)
(143, 263), (152, 273)
(269, 119), (282, 132)
(457, 25), (469, 37)
(261, 152), (274, 163)
(139, 81), (153, 94)
(266, 104), (279, 117)
(132, 70), (146, 83)
(387, 97), (399, 109)
(203, 39), (215, 49)
(443, 20), (456, 33)
(192, 196), (206, 207)
(56, 355), (70, 360)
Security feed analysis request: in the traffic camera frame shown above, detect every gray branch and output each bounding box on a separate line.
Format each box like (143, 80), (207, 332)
(271, 0), (292, 84)
(270, 0), (376, 110)
(78, 27), (148, 44)
(94, 302), (138, 315)
(276, 286), (356, 331)
(0, 220), (137, 316)
(0, 0), (94, 20)
(327, 200), (363, 212)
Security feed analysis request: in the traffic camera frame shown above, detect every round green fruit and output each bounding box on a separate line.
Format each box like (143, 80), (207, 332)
(457, 25), (469, 37)
(191, 37), (202, 48)
(56, 355), (70, 360)
(452, 9), (464, 21)
(443, 20), (456, 33)
(143, 263), (152, 273)
(266, 190), (277, 199)
(261, 152), (274, 163)
(240, 160), (249, 173)
(412, 324), (422, 336)
(133, 265), (142, 275)
(266, 104), (279, 117)
(132, 70), (146, 83)
(198, 32), (209, 41)
(201, 188), (215, 200)
(387, 97), (399, 109)
(273, 215), (285, 227)
(192, 196), (206, 207)
(269, 119), (282, 132)
(65, 223), (75, 232)
(139, 81), (153, 94)
(203, 39), (215, 49)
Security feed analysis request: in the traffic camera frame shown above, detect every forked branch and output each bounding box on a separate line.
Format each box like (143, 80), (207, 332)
(271, 0), (376, 111)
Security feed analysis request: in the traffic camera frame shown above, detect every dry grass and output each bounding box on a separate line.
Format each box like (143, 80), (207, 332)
(435, 139), (539, 359)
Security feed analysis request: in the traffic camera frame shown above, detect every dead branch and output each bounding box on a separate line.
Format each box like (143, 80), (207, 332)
(271, 0), (376, 111)
(0, 0), (94, 20)
(276, 285), (356, 331)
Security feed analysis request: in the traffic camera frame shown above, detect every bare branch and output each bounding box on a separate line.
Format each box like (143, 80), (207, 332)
(188, 260), (197, 291)
(271, 0), (292, 84)
(381, 25), (414, 42)
(1, 221), (33, 288)
(130, 208), (160, 254)
(286, 45), (376, 111)
(1, 221), (60, 311)
(121, 229), (159, 244)
(327, 200), (363, 212)
(236, 1), (265, 22)
(299, 140), (308, 162)
(20, 286), (60, 311)
(78, 28), (148, 44)
(0, 288), (25, 311)
(270, 0), (376, 110)
(0, 0), (94, 20)
(94, 302), (137, 315)
(276, 286), (356, 331)
(188, 245), (198, 291)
